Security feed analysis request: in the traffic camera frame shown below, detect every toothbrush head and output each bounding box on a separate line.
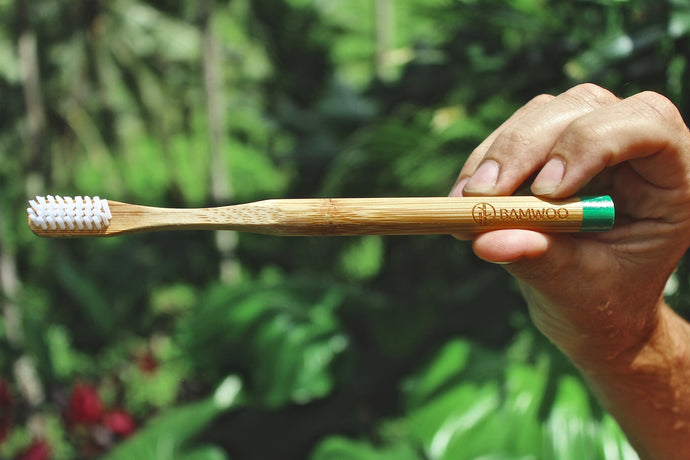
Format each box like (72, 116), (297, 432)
(27, 195), (111, 235)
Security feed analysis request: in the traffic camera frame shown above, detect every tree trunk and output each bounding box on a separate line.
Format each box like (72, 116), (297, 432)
(13, 0), (46, 407)
(374, 0), (394, 80)
(201, 0), (240, 284)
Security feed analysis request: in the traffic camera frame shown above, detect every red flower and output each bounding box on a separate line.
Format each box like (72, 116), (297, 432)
(14, 439), (51, 460)
(102, 409), (136, 437)
(65, 383), (102, 426)
(135, 351), (158, 375)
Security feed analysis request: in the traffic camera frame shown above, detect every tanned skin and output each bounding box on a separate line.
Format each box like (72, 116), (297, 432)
(450, 84), (690, 459)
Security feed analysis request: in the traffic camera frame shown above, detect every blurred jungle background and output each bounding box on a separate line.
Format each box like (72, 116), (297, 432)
(2, 0), (690, 459)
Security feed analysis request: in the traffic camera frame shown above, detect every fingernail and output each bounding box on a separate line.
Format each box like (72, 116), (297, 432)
(532, 157), (565, 196)
(463, 160), (500, 194)
(449, 177), (468, 197)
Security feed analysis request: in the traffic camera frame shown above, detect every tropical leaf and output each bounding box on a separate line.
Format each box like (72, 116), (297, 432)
(103, 376), (242, 460)
(177, 280), (348, 407)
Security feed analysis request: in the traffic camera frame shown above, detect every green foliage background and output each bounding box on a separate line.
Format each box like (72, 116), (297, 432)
(1, 0), (690, 458)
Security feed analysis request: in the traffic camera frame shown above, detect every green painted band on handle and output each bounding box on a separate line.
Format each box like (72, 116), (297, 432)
(580, 195), (615, 232)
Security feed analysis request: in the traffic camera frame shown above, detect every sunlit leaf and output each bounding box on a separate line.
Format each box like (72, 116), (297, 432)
(103, 377), (242, 460)
(177, 281), (348, 407)
(339, 235), (384, 281)
(310, 436), (421, 460)
(178, 446), (229, 460)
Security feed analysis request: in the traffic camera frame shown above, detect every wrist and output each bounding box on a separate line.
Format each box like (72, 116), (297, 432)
(583, 302), (690, 379)
(527, 292), (665, 369)
(548, 298), (677, 374)
(563, 302), (690, 458)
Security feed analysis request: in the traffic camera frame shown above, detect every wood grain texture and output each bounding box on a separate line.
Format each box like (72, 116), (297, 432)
(28, 196), (591, 237)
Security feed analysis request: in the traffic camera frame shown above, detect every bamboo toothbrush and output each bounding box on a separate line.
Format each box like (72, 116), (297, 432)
(26, 195), (614, 237)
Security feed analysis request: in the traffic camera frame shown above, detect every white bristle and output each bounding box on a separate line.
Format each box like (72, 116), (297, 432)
(27, 195), (112, 231)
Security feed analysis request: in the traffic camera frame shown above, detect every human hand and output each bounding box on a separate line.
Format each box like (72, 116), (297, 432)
(450, 84), (690, 364)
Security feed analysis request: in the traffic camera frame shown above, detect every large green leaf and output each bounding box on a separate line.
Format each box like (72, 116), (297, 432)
(177, 280), (348, 407)
(178, 446), (229, 460)
(310, 436), (420, 460)
(312, 334), (639, 460)
(103, 376), (241, 460)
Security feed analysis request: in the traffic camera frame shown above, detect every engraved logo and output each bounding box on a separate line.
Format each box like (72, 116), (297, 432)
(472, 202), (569, 225)
(472, 202), (496, 225)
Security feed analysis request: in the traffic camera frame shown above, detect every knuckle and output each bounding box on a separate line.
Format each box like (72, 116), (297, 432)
(566, 83), (619, 108)
(631, 91), (683, 125)
(527, 93), (555, 107)
(558, 117), (615, 164)
(498, 125), (537, 151)
(567, 116), (610, 141)
(559, 117), (615, 157)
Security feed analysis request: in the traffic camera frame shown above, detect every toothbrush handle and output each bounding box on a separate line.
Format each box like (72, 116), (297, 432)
(225, 196), (614, 235)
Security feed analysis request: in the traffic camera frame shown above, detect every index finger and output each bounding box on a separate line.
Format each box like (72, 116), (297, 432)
(450, 92), (555, 196)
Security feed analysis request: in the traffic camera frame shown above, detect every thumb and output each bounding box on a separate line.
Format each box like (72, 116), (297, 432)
(472, 230), (581, 286)
(473, 230), (596, 346)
